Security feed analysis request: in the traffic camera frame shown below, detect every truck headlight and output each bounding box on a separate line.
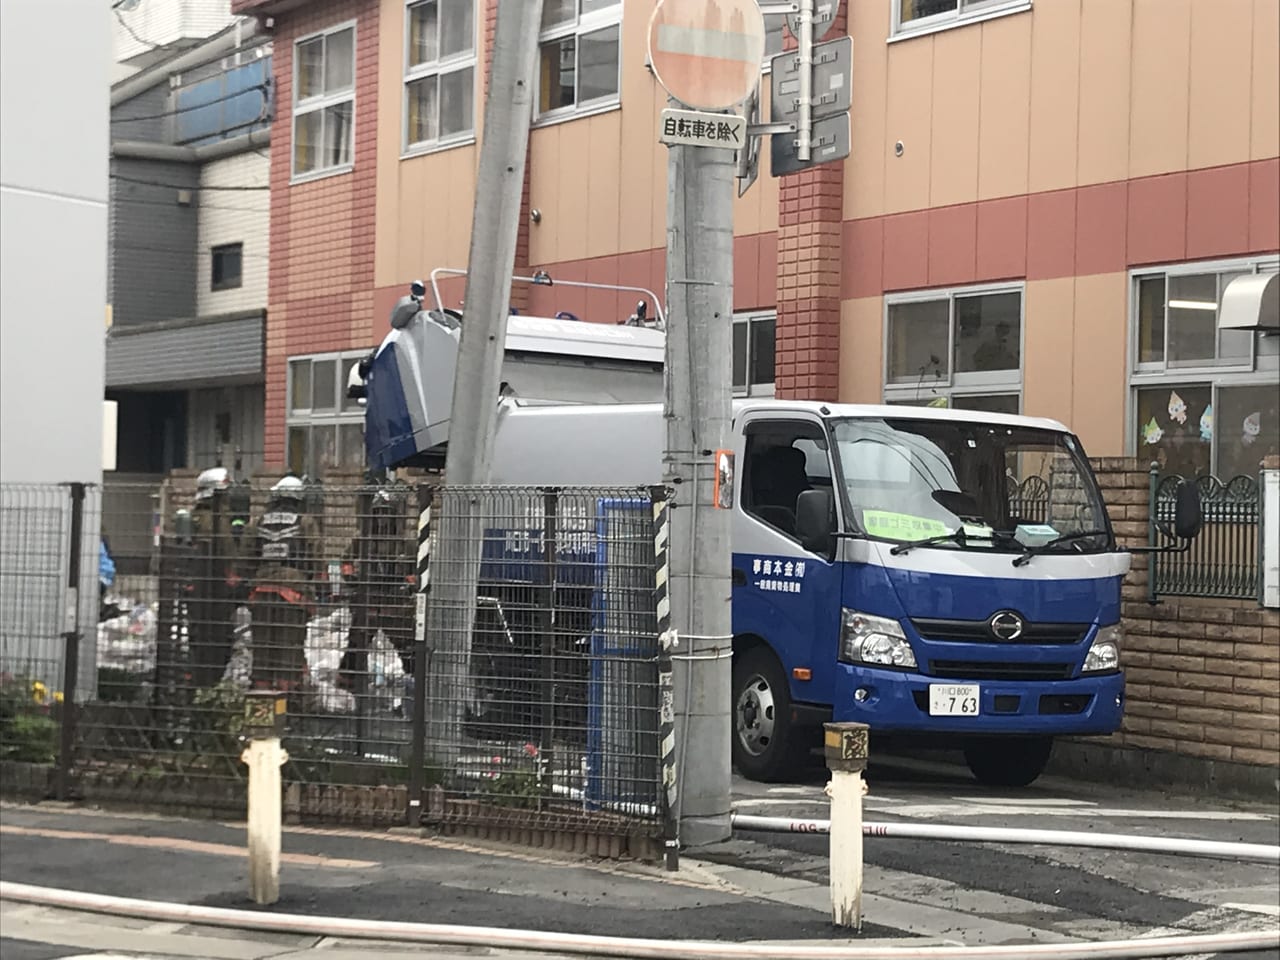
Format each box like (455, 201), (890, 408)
(1083, 622), (1122, 674)
(840, 609), (917, 669)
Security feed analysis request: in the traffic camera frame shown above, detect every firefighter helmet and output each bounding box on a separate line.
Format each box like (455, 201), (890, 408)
(195, 467), (231, 502)
(270, 474), (306, 503)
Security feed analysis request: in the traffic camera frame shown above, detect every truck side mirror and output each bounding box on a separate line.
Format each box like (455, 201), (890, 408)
(1172, 479), (1203, 540)
(796, 488), (835, 556)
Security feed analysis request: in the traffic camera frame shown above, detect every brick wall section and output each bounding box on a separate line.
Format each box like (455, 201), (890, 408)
(482, 0), (531, 315)
(1091, 457), (1280, 769)
(774, 9), (847, 401)
(263, 0), (380, 468)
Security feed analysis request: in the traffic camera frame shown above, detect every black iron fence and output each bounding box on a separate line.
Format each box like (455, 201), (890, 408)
(0, 479), (672, 858)
(1149, 471), (1262, 601)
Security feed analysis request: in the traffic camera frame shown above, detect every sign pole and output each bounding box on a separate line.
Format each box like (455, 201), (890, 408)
(662, 102), (736, 847)
(648, 0), (764, 848)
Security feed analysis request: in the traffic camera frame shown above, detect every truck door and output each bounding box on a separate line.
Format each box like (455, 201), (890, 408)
(733, 416), (844, 708)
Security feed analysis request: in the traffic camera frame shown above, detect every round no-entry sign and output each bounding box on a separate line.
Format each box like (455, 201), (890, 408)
(647, 0), (766, 112)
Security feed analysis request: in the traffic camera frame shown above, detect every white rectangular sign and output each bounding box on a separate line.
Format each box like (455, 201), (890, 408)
(659, 108), (746, 150)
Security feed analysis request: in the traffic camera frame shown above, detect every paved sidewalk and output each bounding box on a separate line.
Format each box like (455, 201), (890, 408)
(0, 802), (912, 948)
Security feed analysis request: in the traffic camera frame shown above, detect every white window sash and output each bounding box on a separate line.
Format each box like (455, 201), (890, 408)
(292, 21), (357, 178)
(533, 3), (622, 122)
(891, 0), (1031, 39)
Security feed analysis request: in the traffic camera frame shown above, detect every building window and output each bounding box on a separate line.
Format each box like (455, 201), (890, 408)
(535, 0), (620, 122)
(1129, 258), (1279, 480)
(883, 284), (1023, 412)
(404, 0), (475, 152)
(734, 312), (776, 397)
(293, 23), (356, 179)
(893, 0), (1030, 39)
(211, 243), (243, 291)
(286, 352), (366, 476)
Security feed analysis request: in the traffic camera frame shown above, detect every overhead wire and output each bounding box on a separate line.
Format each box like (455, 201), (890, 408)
(111, 173), (270, 191)
(112, 84), (270, 125)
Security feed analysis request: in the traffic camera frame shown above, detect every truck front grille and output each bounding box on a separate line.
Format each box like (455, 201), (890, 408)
(929, 660), (1073, 681)
(912, 618), (1089, 644)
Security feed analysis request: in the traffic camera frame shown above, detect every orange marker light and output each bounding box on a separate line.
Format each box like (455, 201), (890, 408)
(793, 667), (812, 681)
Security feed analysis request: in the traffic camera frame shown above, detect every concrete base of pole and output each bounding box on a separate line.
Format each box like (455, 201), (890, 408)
(678, 813), (733, 848)
(242, 738), (287, 906)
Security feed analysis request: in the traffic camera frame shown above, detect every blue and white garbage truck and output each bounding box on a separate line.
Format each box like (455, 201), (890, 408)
(355, 274), (1202, 786)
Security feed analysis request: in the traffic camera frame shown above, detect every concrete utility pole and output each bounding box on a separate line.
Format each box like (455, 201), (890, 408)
(648, 0), (765, 847)
(662, 120), (736, 846)
(426, 0), (544, 764)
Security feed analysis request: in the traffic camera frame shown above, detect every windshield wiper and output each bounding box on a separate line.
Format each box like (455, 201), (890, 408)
(1012, 529), (1110, 567)
(887, 528), (1016, 556)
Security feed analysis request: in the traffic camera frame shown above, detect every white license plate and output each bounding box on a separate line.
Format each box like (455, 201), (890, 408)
(929, 683), (980, 716)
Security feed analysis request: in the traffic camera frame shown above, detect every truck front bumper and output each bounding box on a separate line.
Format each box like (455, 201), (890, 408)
(832, 664), (1125, 735)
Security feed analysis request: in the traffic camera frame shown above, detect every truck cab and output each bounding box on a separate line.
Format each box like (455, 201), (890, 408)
(728, 400), (1130, 786)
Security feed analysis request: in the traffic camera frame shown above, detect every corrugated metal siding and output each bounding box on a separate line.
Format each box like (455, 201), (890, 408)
(196, 152), (269, 316)
(110, 85), (172, 144)
(105, 313), (263, 387)
(110, 157), (199, 326)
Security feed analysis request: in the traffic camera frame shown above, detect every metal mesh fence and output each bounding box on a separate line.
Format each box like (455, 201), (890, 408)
(420, 486), (665, 837)
(1, 478), (669, 848)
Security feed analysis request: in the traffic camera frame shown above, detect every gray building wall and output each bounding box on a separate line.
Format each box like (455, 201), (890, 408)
(1, 0), (110, 699)
(108, 157), (199, 327)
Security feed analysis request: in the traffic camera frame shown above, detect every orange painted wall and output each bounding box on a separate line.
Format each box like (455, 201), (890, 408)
(844, 0), (1279, 219)
(371, 0), (780, 308)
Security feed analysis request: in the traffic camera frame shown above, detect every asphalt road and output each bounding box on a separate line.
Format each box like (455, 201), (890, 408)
(0, 749), (1276, 959)
(713, 749), (1280, 956)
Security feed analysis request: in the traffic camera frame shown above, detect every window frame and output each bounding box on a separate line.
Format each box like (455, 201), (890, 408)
(210, 242), (244, 292)
(889, 0), (1031, 42)
(532, 0), (622, 126)
(882, 281), (1026, 409)
(1126, 256), (1280, 476)
(291, 20), (358, 184)
(733, 310), (778, 398)
(402, 0), (478, 157)
(739, 414), (841, 551)
(285, 350), (368, 476)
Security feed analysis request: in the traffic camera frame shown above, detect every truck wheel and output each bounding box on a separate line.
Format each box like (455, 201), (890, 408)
(732, 647), (799, 782)
(963, 737), (1053, 787)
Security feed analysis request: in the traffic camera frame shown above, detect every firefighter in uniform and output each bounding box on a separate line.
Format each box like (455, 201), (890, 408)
(187, 467), (243, 689)
(248, 474), (320, 691)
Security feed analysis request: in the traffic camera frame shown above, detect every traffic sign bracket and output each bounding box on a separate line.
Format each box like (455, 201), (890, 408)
(747, 121), (797, 135)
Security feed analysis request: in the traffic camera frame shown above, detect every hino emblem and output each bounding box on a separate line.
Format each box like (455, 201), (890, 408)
(989, 611), (1025, 641)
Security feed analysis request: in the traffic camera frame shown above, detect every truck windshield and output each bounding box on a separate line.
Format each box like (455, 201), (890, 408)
(831, 417), (1111, 554)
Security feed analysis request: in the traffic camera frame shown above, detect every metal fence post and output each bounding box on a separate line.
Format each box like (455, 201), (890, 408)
(408, 483), (433, 827)
(56, 482), (86, 802)
(1147, 462), (1159, 605)
(540, 488), (559, 777)
(651, 486), (678, 872)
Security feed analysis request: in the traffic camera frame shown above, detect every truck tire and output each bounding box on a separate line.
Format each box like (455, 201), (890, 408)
(732, 647), (800, 782)
(963, 736), (1053, 787)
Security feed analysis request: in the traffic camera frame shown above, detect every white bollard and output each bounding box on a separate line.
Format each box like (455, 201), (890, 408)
(241, 691), (289, 906)
(823, 722), (869, 930)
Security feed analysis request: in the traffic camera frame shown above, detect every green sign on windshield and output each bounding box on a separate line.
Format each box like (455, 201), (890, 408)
(862, 510), (951, 541)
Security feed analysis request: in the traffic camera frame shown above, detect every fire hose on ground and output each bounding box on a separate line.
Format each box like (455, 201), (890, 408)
(0, 881), (1276, 960)
(729, 813), (1280, 864)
